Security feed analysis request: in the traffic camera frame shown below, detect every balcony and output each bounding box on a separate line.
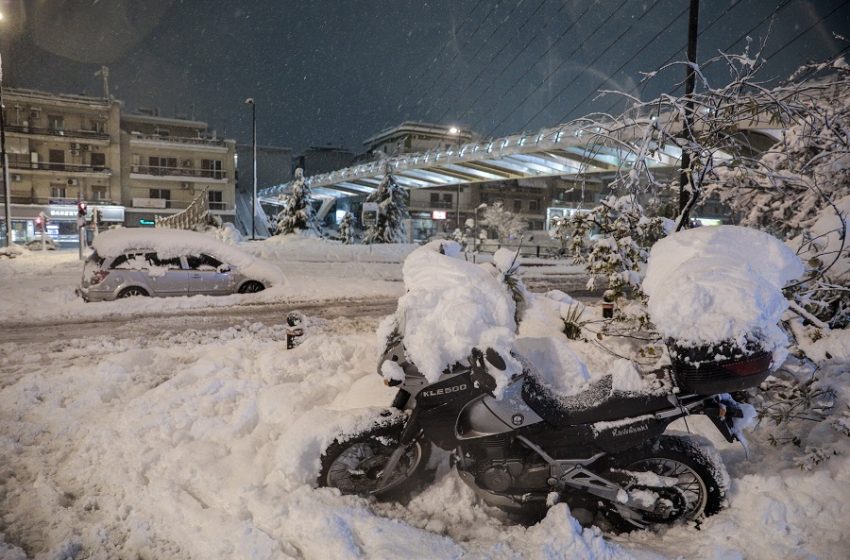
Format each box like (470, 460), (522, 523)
(130, 197), (231, 212)
(129, 132), (227, 147)
(8, 157), (111, 175)
(5, 124), (110, 141)
(132, 165), (227, 180)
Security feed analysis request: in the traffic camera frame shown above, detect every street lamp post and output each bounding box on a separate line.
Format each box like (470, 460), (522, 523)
(245, 98), (257, 240)
(449, 126), (461, 230)
(1, 50), (13, 247)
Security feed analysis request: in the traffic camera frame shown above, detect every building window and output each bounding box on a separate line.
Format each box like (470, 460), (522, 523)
(208, 190), (224, 210)
(148, 156), (177, 175)
(48, 115), (64, 132)
(442, 193), (452, 203)
(91, 186), (107, 200)
(430, 192), (439, 203)
(50, 186), (67, 199)
(513, 199), (522, 212)
(48, 149), (65, 170)
(201, 159), (223, 179)
(90, 152), (106, 170)
(529, 200), (540, 212)
(149, 188), (171, 208)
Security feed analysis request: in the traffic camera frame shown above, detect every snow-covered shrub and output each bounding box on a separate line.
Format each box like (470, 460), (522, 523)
(363, 173), (409, 244)
(275, 168), (319, 236)
(482, 201), (526, 242)
(570, 196), (667, 321)
(338, 211), (356, 244)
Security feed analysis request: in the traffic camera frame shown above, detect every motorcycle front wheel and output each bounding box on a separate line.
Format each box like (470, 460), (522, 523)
(603, 435), (726, 532)
(318, 418), (434, 502)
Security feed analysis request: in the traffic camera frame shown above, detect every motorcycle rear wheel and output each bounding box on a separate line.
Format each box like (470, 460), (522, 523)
(603, 435), (726, 532)
(318, 419), (434, 502)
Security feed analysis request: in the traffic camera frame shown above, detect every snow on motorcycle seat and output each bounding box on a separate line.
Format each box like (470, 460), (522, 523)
(521, 373), (673, 427)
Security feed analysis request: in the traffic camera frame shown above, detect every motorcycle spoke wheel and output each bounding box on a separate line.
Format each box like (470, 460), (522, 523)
(320, 425), (430, 501)
(624, 458), (708, 520)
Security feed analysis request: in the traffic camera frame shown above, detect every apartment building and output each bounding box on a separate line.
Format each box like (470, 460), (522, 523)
(2, 88), (122, 243)
(120, 111), (236, 227)
(1, 88), (237, 245)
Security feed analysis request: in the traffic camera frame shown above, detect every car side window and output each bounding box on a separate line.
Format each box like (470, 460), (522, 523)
(145, 252), (182, 270)
(111, 252), (147, 269)
(186, 253), (224, 271)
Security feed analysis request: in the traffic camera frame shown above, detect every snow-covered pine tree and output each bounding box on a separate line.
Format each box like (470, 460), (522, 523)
(338, 211), (356, 244)
(363, 173), (409, 244)
(482, 201), (526, 242)
(275, 168), (318, 235)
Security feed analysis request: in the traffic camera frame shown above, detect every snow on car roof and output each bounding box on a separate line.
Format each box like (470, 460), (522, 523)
(92, 228), (286, 286)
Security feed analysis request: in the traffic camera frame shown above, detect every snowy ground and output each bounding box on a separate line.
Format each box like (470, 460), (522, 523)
(1, 237), (848, 559)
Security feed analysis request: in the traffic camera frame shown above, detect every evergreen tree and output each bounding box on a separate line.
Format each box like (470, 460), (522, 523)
(363, 173), (409, 244)
(275, 168), (317, 235)
(338, 211), (356, 244)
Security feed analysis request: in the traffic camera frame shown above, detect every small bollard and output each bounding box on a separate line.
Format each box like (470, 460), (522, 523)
(602, 301), (614, 319)
(286, 311), (305, 349)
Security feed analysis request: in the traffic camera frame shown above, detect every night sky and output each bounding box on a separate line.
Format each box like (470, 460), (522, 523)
(3, 0), (848, 154)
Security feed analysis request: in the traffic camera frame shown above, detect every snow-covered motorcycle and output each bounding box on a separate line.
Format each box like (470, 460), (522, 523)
(318, 336), (768, 531)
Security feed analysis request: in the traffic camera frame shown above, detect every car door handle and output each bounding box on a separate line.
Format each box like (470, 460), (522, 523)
(192, 273), (202, 278)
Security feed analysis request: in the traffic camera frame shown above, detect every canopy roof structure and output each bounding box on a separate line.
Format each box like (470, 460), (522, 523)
(259, 116), (780, 203)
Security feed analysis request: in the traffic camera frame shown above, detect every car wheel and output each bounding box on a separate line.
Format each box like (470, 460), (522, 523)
(117, 286), (149, 299)
(238, 281), (265, 294)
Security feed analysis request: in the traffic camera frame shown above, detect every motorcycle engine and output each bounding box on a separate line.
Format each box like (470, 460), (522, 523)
(460, 436), (549, 493)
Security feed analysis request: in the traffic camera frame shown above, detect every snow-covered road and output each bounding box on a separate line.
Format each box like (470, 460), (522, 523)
(1, 237), (848, 559)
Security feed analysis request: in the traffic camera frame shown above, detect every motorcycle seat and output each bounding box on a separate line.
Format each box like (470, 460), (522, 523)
(521, 373), (674, 427)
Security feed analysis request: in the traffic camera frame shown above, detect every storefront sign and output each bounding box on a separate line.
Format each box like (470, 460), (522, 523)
(431, 210), (447, 220)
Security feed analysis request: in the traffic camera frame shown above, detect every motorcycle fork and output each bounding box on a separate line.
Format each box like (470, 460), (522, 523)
(376, 406), (422, 490)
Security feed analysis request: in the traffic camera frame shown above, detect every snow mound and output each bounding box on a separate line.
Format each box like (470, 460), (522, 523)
(643, 226), (803, 354)
(393, 240), (520, 394)
(92, 228), (286, 287)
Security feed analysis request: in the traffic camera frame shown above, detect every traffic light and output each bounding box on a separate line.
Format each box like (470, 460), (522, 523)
(77, 201), (88, 218)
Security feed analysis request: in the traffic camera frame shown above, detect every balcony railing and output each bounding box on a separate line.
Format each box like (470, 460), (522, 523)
(132, 165), (227, 179)
(8, 158), (110, 174)
(423, 200), (454, 209)
(129, 133), (226, 147)
(131, 197), (230, 212)
(5, 124), (110, 141)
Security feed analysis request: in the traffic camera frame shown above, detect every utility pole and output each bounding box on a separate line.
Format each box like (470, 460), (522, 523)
(678, 0), (700, 230)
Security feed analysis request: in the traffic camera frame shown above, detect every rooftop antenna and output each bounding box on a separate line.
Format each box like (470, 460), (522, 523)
(94, 66), (109, 99)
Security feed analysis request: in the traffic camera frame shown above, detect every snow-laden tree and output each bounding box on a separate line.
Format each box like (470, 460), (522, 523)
(275, 168), (318, 235)
(482, 202), (526, 242)
(569, 196), (668, 324)
(363, 173), (409, 244)
(338, 211), (356, 244)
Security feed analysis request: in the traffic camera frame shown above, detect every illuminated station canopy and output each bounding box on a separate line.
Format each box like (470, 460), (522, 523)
(259, 117), (779, 202)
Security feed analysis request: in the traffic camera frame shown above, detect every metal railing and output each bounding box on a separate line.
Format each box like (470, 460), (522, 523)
(8, 158), (110, 173)
(6, 124), (110, 141)
(132, 165), (226, 179)
(129, 133), (226, 147)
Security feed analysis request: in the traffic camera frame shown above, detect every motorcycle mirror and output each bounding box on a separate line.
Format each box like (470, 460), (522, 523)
(485, 348), (506, 371)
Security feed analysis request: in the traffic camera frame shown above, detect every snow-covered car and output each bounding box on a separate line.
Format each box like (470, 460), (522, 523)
(76, 228), (285, 302)
(24, 237), (58, 251)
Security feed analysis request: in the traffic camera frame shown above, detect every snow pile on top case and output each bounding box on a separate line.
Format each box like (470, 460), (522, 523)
(92, 228), (286, 287)
(390, 240), (521, 394)
(643, 225), (803, 355)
